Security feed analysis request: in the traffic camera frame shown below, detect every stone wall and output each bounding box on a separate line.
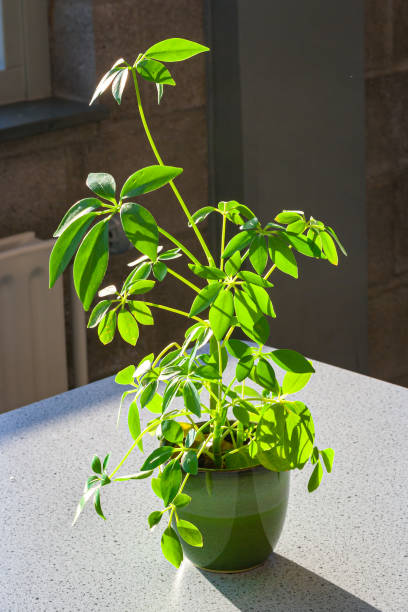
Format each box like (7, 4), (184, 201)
(366, 0), (408, 386)
(0, 0), (209, 386)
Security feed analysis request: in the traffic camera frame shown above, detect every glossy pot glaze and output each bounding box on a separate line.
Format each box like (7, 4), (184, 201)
(174, 465), (290, 572)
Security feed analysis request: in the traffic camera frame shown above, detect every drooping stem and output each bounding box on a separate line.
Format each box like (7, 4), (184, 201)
(108, 421), (158, 479)
(132, 70), (214, 266)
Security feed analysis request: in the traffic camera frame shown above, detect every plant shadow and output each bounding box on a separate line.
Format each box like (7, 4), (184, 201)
(196, 553), (380, 612)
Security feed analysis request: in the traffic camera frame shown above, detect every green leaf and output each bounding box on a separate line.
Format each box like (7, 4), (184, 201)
(136, 57), (175, 85)
(209, 289), (234, 340)
(145, 393), (163, 414)
(308, 461), (323, 492)
(268, 235), (298, 279)
(225, 251), (241, 276)
(153, 261), (167, 281)
(270, 349), (315, 373)
(189, 264), (226, 280)
(112, 68), (129, 104)
(94, 488), (106, 520)
(161, 526), (183, 568)
(86, 172), (116, 203)
(115, 364), (136, 385)
(148, 510), (163, 529)
(236, 355), (254, 382)
(233, 404), (250, 426)
(225, 339), (252, 359)
(282, 371), (312, 395)
(222, 231), (254, 259)
(141, 446), (174, 471)
(156, 82), (164, 104)
(73, 219), (109, 310)
(120, 202), (158, 260)
(257, 401), (315, 471)
(326, 226), (347, 256)
(91, 455), (102, 474)
(242, 284), (275, 318)
(98, 309), (117, 344)
(177, 519), (203, 547)
(145, 38), (209, 62)
(185, 428), (196, 448)
(161, 419), (183, 444)
(182, 450), (198, 475)
(189, 206), (216, 226)
(320, 231), (338, 265)
(183, 380), (201, 417)
(127, 399), (142, 450)
(162, 379), (181, 413)
(123, 262), (152, 291)
(284, 233), (321, 258)
(234, 290), (270, 345)
(189, 283), (221, 317)
(275, 210), (303, 224)
(102, 453), (110, 471)
(140, 380), (158, 408)
(53, 198), (103, 237)
(127, 280), (156, 295)
(49, 213), (95, 288)
(151, 476), (162, 498)
(254, 358), (278, 392)
(87, 300), (112, 328)
(195, 364), (219, 380)
(238, 271), (273, 288)
(286, 219), (306, 234)
(161, 459), (182, 506)
(173, 493), (191, 508)
(249, 235), (268, 274)
(120, 165), (183, 199)
(320, 448), (334, 473)
(89, 59), (126, 105)
(241, 216), (259, 230)
(159, 247), (182, 261)
(117, 309), (139, 346)
(307, 229), (323, 254)
(114, 470), (153, 482)
(128, 301), (154, 325)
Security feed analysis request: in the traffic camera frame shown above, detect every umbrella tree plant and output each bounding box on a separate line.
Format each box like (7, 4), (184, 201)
(49, 38), (346, 568)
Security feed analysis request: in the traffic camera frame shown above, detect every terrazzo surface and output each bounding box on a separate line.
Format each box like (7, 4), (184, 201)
(1, 349), (407, 611)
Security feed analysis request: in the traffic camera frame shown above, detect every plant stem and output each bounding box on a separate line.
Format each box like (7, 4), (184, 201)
(131, 70), (214, 266)
(153, 341), (181, 367)
(167, 268), (200, 293)
(158, 226), (200, 265)
(220, 213), (226, 270)
(264, 264), (276, 280)
(211, 340), (225, 468)
(108, 421), (158, 479)
(144, 302), (201, 322)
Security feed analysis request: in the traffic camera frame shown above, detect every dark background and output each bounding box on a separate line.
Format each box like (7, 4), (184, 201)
(0, 0), (406, 390)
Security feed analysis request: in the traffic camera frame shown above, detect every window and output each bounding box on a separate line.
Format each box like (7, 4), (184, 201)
(0, 0), (51, 105)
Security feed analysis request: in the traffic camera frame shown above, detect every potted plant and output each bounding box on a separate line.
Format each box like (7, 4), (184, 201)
(49, 38), (346, 572)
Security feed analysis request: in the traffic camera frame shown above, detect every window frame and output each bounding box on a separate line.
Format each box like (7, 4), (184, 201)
(0, 0), (51, 105)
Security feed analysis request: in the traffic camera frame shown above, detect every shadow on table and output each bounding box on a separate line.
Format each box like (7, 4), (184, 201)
(197, 553), (380, 612)
(0, 377), (119, 440)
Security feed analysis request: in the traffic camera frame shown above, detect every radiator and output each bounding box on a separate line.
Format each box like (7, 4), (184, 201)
(0, 232), (68, 412)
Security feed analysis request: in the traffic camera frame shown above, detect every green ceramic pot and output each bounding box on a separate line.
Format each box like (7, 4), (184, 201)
(174, 465), (290, 573)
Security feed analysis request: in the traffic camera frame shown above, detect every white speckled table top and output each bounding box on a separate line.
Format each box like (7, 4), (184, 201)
(0, 353), (407, 611)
